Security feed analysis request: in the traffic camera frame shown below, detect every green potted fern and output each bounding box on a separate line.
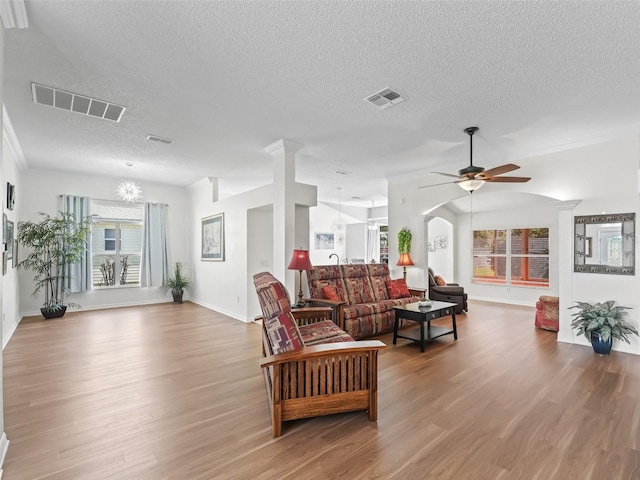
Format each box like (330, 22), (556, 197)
(167, 261), (190, 304)
(569, 300), (638, 355)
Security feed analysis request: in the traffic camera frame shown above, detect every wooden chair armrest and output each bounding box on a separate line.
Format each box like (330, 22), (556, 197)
(260, 340), (386, 368)
(304, 297), (346, 308)
(291, 307), (333, 326)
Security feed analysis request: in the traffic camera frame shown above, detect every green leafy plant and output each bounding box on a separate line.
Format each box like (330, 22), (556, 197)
(167, 262), (190, 293)
(569, 300), (638, 343)
(18, 212), (93, 315)
(397, 227), (412, 254)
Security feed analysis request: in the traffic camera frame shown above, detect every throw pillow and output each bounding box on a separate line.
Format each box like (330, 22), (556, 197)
(321, 285), (340, 301)
(386, 278), (410, 299)
(434, 275), (447, 286)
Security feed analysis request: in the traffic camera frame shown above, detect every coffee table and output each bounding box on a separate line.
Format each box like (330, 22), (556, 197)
(393, 301), (458, 352)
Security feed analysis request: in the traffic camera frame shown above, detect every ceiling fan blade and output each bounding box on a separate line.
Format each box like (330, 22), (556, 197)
(431, 171), (462, 179)
(480, 163), (520, 177)
(418, 180), (460, 189)
(484, 176), (531, 183)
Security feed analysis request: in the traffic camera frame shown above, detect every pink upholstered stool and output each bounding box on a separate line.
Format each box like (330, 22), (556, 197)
(535, 295), (559, 332)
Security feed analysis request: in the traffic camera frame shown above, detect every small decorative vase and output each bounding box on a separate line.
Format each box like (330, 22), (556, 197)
(41, 306), (67, 320)
(172, 289), (184, 304)
(590, 332), (613, 355)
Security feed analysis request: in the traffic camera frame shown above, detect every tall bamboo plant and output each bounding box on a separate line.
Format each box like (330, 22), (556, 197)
(18, 212), (93, 315)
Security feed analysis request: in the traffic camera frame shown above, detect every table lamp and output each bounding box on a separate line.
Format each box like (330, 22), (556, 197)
(287, 249), (313, 307)
(396, 252), (414, 280)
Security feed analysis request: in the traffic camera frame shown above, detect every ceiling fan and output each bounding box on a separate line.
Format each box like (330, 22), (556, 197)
(419, 126), (531, 192)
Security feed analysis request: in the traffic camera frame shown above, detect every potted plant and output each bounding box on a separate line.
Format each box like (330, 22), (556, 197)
(398, 227), (412, 254)
(569, 300), (638, 355)
(18, 211), (93, 319)
(167, 261), (190, 304)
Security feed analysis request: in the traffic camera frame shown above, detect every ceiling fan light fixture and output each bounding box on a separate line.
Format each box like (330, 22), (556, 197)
(458, 179), (485, 192)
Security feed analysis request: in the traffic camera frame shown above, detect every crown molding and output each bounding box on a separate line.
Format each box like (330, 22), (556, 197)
(264, 139), (303, 157)
(3, 104), (28, 171)
(0, 0), (29, 29)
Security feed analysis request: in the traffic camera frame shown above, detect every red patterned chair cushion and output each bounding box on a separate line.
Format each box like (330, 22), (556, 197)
(299, 320), (354, 345)
(343, 276), (376, 304)
(366, 263), (390, 301)
(342, 264), (376, 304)
(253, 272), (304, 354)
(386, 278), (410, 299)
(307, 265), (348, 302)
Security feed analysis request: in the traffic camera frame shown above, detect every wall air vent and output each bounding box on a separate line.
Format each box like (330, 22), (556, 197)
(146, 134), (175, 145)
(31, 83), (125, 122)
(364, 87), (407, 110)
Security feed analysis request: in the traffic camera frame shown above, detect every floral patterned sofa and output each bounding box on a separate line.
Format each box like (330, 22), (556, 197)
(306, 263), (420, 339)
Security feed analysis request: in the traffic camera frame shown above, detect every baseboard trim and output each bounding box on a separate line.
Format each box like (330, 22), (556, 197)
(469, 296), (535, 308)
(188, 298), (248, 323)
(2, 315), (22, 350)
(20, 298), (174, 319)
(0, 432), (10, 477)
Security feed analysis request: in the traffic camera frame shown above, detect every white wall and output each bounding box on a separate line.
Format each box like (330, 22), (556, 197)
(189, 177), (316, 323)
(2, 140), (21, 346)
(456, 200), (559, 306)
(19, 168), (191, 316)
(0, 21), (9, 471)
(247, 205), (273, 319)
(427, 216), (453, 281)
(309, 203), (358, 266)
(388, 135), (640, 354)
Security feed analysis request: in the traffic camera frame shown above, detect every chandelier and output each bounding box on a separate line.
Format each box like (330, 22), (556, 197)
(331, 187), (346, 245)
(116, 162), (143, 202)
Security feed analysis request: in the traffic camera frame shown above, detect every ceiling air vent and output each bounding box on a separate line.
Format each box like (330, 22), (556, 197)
(147, 134), (175, 145)
(31, 83), (126, 122)
(364, 87), (407, 110)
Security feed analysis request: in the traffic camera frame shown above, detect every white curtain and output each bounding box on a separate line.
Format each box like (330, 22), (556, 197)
(366, 224), (380, 263)
(140, 202), (169, 287)
(61, 195), (92, 292)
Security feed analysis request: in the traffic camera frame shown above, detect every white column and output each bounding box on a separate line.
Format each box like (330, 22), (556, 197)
(553, 200), (581, 344)
(421, 214), (435, 288)
(265, 139), (302, 293)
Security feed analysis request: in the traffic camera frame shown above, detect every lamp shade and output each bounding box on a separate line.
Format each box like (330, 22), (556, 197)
(396, 252), (415, 267)
(287, 249), (313, 271)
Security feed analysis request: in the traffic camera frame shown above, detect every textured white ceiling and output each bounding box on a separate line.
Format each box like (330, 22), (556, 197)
(4, 1), (640, 206)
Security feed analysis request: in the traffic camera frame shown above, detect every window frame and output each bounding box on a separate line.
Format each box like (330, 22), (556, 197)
(472, 227), (550, 288)
(90, 200), (144, 289)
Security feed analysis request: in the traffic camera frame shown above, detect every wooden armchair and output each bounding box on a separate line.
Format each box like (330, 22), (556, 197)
(254, 272), (385, 437)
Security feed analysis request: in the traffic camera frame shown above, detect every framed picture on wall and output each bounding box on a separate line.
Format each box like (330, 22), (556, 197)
(201, 213), (225, 261)
(314, 232), (335, 250)
(5, 220), (13, 261)
(12, 239), (18, 268)
(437, 236), (447, 249)
(6, 183), (15, 211)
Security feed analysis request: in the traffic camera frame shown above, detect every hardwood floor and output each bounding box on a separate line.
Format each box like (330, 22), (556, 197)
(3, 301), (640, 479)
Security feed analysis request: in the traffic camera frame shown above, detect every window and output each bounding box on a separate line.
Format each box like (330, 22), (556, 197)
(91, 200), (144, 288)
(104, 228), (117, 251)
(473, 228), (549, 288)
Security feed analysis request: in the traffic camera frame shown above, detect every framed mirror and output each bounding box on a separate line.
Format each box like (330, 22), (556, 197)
(574, 213), (635, 275)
